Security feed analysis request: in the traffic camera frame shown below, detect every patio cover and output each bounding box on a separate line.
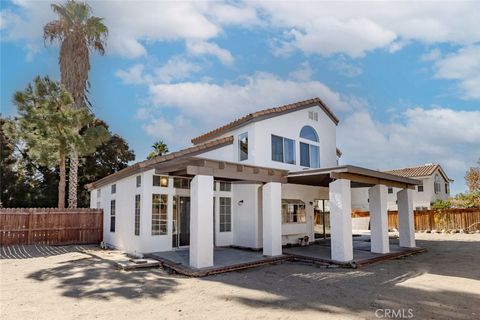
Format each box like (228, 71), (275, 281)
(287, 165), (421, 189)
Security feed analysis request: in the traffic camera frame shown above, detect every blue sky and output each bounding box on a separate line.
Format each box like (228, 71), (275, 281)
(1, 1), (479, 194)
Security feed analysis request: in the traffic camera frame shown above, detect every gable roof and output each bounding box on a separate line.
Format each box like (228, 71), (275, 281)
(191, 97), (340, 145)
(385, 164), (453, 182)
(86, 135), (234, 190)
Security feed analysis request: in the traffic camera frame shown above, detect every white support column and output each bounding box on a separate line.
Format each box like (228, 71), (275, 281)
(397, 188), (416, 248)
(329, 179), (353, 262)
(262, 182), (282, 256)
(368, 185), (389, 254)
(190, 175), (214, 268)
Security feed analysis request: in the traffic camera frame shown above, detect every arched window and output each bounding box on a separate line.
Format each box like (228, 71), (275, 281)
(300, 126), (319, 142)
(299, 126), (320, 168)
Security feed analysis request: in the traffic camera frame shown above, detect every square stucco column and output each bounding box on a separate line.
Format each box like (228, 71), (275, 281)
(397, 188), (416, 248)
(329, 179), (353, 262)
(190, 175), (214, 268)
(262, 182), (282, 256)
(368, 185), (389, 254)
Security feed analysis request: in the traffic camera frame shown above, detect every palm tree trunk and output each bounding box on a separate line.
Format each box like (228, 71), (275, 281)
(58, 150), (66, 209)
(68, 150), (79, 208)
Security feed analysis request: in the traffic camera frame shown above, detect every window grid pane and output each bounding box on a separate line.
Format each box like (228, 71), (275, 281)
(152, 194), (168, 235)
(110, 200), (116, 232)
(134, 195), (141, 236)
(219, 181), (231, 192)
(219, 197), (231, 232)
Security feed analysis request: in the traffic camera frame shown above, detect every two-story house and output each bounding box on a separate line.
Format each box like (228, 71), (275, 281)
(351, 164), (453, 211)
(87, 98), (420, 268)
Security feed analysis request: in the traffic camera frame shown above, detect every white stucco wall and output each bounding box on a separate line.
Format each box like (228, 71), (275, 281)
(197, 105), (338, 170)
(281, 184), (328, 245)
(351, 168), (451, 211)
(91, 170), (239, 255)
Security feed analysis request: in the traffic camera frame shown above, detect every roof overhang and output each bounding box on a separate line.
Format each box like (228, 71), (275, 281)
(87, 156), (289, 191)
(287, 165), (421, 189)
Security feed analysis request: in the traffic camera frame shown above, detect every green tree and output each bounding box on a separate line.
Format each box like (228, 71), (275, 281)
(465, 159), (480, 193)
(147, 140), (169, 159)
(77, 119), (135, 207)
(0, 118), (18, 207)
(44, 0), (108, 208)
(4, 76), (109, 208)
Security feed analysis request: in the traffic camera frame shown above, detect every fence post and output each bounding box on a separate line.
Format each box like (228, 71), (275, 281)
(27, 211), (34, 244)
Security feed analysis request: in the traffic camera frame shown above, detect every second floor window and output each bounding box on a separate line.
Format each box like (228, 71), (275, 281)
(299, 125), (320, 168)
(300, 142), (320, 168)
(136, 176), (141, 188)
(434, 174), (441, 194)
(388, 187), (393, 194)
(418, 184), (424, 192)
(111, 184), (116, 194)
(238, 133), (248, 161)
(271, 135), (295, 164)
(445, 183), (449, 194)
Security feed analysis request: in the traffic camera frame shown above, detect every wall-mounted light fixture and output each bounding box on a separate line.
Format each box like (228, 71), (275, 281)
(238, 200), (244, 206)
(309, 201), (314, 206)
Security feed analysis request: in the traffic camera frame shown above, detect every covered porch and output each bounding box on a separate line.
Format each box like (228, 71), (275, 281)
(287, 165), (421, 262)
(149, 155), (421, 271)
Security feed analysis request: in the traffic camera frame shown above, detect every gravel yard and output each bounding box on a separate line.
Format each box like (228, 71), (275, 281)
(1, 233), (479, 320)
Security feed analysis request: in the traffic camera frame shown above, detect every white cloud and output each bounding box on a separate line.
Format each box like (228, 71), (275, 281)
(115, 64), (146, 85)
(154, 56), (202, 83)
(420, 48), (441, 62)
(289, 61), (313, 81)
(186, 41), (234, 65)
(1, 1), (256, 59)
(329, 59), (363, 78)
(116, 57), (201, 85)
(147, 71), (350, 126)
(338, 108), (480, 193)
(142, 115), (198, 149)
(434, 46), (480, 99)
(254, 1), (480, 57)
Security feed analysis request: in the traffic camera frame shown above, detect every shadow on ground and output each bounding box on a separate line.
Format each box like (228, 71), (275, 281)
(203, 238), (480, 319)
(20, 246), (179, 300)
(0, 244), (89, 259)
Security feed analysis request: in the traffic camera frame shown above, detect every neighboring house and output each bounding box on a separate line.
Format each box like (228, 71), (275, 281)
(87, 98), (419, 267)
(351, 164), (453, 211)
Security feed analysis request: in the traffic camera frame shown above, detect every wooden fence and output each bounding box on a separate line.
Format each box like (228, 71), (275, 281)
(0, 208), (103, 246)
(352, 208), (480, 231)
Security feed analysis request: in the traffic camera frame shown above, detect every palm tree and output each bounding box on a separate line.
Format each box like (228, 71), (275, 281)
(44, 0), (108, 208)
(147, 140), (169, 159)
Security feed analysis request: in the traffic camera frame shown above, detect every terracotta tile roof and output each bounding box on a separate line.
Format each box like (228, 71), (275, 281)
(385, 163), (452, 181)
(191, 97), (340, 145)
(86, 136), (234, 190)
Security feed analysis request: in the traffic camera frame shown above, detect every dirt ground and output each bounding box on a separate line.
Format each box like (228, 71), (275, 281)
(1, 233), (479, 320)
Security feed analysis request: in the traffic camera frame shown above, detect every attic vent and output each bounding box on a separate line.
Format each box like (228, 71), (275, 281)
(308, 111), (318, 121)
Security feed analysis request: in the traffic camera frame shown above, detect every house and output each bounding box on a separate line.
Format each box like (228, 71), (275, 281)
(87, 98), (420, 268)
(351, 164), (453, 211)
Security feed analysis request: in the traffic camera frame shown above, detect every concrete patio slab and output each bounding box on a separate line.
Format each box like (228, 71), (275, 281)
(145, 247), (289, 277)
(145, 236), (426, 277)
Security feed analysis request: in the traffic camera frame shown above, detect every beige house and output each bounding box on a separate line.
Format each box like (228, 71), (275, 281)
(351, 164), (453, 211)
